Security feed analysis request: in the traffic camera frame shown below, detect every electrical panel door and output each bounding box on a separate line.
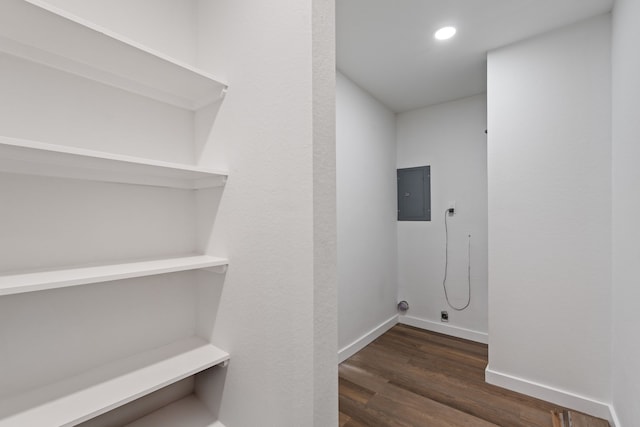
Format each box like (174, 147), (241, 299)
(397, 166), (430, 221)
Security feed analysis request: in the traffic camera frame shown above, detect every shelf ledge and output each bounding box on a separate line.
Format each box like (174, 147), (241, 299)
(0, 254), (229, 297)
(125, 395), (226, 427)
(0, 136), (228, 189)
(0, 337), (230, 427)
(0, 0), (228, 110)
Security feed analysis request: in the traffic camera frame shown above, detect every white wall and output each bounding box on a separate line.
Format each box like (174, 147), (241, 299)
(611, 0), (640, 425)
(195, 0), (337, 426)
(396, 94), (488, 342)
(486, 15), (612, 418)
(39, 0), (197, 64)
(336, 71), (397, 360)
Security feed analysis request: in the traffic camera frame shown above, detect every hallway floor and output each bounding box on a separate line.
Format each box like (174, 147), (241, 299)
(339, 324), (586, 427)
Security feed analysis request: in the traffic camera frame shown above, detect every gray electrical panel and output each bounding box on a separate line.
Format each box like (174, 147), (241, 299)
(397, 166), (431, 221)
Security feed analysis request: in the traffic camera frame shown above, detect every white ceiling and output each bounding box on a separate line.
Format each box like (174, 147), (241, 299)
(337, 0), (614, 112)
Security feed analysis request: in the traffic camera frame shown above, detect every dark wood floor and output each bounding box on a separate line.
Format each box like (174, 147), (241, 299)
(339, 324), (571, 427)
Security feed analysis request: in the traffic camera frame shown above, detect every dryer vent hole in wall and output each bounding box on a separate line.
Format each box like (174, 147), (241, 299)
(441, 311), (449, 322)
(397, 300), (409, 312)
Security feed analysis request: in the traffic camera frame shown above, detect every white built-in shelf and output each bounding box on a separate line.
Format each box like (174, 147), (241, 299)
(0, 136), (227, 189)
(125, 395), (226, 427)
(0, 337), (229, 427)
(0, 0), (227, 110)
(0, 255), (228, 297)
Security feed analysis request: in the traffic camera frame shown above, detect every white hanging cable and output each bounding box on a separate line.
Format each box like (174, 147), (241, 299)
(442, 209), (471, 311)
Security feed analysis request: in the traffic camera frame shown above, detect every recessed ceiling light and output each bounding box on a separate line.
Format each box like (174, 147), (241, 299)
(434, 26), (456, 41)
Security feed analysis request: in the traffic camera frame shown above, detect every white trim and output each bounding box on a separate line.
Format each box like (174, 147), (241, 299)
(485, 367), (617, 426)
(338, 315), (398, 363)
(399, 315), (488, 344)
(608, 403), (622, 427)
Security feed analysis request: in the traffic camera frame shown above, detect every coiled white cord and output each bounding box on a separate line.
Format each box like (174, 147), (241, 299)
(442, 209), (471, 311)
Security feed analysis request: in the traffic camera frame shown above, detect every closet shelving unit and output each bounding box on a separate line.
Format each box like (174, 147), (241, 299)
(0, 338), (229, 427)
(0, 255), (228, 297)
(0, 0), (230, 426)
(0, 136), (228, 189)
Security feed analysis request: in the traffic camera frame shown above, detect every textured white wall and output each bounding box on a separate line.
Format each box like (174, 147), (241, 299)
(40, 0), (197, 64)
(312, 0), (338, 422)
(487, 14), (612, 409)
(336, 71), (397, 354)
(396, 94), (488, 341)
(612, 0), (640, 425)
(195, 0), (337, 425)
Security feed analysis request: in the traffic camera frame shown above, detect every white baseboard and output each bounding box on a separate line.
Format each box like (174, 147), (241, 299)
(399, 315), (488, 344)
(338, 315), (398, 363)
(485, 367), (618, 426)
(608, 403), (622, 427)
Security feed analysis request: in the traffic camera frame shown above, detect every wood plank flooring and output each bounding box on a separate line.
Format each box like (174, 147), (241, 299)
(339, 324), (607, 427)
